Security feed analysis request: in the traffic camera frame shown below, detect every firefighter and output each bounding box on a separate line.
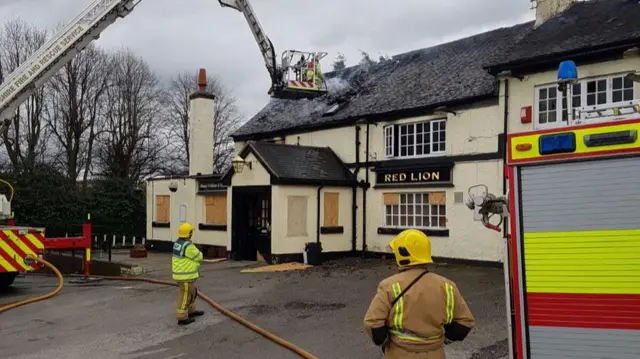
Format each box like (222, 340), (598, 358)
(363, 229), (476, 358)
(172, 222), (205, 325)
(305, 54), (324, 90)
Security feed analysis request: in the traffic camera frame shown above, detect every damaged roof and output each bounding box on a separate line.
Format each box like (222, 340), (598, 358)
(232, 21), (534, 140)
(241, 142), (356, 186)
(486, 0), (640, 74)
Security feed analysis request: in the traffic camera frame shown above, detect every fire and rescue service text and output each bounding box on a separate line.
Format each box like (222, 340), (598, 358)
(0, 25), (85, 105)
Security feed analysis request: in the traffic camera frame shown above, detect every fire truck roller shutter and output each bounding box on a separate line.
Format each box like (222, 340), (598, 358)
(519, 156), (640, 359)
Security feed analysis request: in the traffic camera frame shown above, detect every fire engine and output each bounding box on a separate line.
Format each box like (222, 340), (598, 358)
(465, 60), (640, 358)
(0, 0), (327, 288)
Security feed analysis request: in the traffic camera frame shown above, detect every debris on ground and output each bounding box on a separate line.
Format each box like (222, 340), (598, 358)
(240, 262), (312, 273)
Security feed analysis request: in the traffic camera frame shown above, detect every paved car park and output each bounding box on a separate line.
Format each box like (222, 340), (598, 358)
(0, 254), (509, 359)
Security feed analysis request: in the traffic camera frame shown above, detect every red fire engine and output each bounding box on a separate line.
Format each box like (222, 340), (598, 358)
(465, 61), (640, 358)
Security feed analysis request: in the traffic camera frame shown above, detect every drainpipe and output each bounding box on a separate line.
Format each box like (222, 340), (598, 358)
(362, 121), (371, 257)
(352, 126), (361, 252)
(316, 185), (324, 244)
(502, 79), (509, 240)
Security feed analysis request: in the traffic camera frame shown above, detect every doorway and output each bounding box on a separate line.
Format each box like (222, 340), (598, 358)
(231, 186), (272, 262)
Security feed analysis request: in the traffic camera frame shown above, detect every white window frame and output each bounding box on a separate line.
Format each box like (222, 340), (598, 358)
(383, 119), (447, 159)
(384, 125), (394, 157)
(383, 192), (447, 230)
(533, 72), (636, 129)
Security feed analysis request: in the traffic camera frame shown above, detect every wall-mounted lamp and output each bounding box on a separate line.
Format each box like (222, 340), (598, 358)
(168, 182), (178, 193)
(434, 106), (457, 117)
(232, 155), (252, 173)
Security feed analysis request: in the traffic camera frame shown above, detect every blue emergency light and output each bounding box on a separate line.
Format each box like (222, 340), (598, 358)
(557, 60), (578, 82)
(538, 132), (576, 155)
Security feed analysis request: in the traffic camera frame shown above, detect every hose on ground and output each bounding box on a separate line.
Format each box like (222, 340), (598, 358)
(0, 262), (318, 359)
(0, 257), (63, 314)
(71, 274), (318, 359)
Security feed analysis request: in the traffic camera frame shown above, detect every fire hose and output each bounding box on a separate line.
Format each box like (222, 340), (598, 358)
(0, 258), (319, 359)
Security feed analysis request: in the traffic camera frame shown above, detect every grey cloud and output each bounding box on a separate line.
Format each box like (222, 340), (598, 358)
(0, 0), (532, 121)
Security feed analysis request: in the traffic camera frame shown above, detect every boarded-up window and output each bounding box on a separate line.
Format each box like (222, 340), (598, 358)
(383, 193), (399, 205)
(287, 195), (308, 237)
(323, 192), (339, 226)
(204, 193), (227, 225)
(155, 195), (170, 222)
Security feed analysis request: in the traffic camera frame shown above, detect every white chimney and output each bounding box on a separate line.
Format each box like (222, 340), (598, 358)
(188, 68), (216, 176)
(534, 0), (575, 28)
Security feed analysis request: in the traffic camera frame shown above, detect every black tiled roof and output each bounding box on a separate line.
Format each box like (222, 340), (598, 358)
(485, 0), (640, 73)
(232, 21), (534, 140)
(243, 142), (356, 185)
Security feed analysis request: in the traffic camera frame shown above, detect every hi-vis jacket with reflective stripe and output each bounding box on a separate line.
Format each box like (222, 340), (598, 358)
(172, 238), (203, 281)
(363, 267), (476, 353)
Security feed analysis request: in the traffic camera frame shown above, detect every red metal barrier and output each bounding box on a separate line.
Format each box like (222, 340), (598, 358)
(42, 215), (92, 278)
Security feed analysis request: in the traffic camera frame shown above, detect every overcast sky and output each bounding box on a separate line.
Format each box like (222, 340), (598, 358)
(0, 0), (534, 122)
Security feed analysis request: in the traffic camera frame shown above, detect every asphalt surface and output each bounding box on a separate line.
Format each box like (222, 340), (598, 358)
(0, 254), (509, 359)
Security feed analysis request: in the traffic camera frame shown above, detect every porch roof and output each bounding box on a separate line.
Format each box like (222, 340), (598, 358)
(240, 142), (356, 186)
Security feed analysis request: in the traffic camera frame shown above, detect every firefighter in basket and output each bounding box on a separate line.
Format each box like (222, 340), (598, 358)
(305, 54), (324, 90)
(172, 223), (205, 325)
(363, 229), (476, 358)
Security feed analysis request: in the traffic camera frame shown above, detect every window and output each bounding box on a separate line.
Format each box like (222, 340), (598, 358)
(383, 192), (447, 229)
(204, 193), (227, 225)
(383, 119), (446, 158)
(534, 73), (636, 128)
(323, 192), (339, 226)
(155, 195), (170, 222)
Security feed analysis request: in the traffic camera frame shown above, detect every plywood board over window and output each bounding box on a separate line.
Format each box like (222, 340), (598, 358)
(428, 191), (446, 205)
(204, 193), (227, 225)
(383, 193), (400, 205)
(287, 195), (308, 237)
(155, 195), (170, 222)
(323, 192), (340, 226)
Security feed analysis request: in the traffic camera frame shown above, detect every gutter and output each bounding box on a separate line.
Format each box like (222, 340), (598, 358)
(352, 126), (361, 252)
(316, 185), (324, 244)
(362, 121), (371, 257)
(502, 78), (509, 240)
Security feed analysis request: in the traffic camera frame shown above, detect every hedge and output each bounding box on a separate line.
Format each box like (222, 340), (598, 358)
(1, 165), (146, 238)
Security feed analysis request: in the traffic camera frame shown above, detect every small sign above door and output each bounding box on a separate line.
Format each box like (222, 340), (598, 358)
(197, 178), (227, 193)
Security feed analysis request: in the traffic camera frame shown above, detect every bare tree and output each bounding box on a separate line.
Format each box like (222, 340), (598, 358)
(163, 70), (243, 175)
(0, 18), (49, 170)
(94, 47), (167, 182)
(45, 43), (111, 186)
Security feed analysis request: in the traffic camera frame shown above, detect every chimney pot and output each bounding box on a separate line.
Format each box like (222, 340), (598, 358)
(198, 68), (207, 92)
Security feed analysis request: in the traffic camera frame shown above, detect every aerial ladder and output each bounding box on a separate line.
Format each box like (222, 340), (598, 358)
(218, 0), (328, 99)
(0, 0), (327, 133)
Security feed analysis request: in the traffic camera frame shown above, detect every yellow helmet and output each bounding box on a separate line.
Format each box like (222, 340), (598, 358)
(388, 229), (433, 267)
(178, 223), (194, 239)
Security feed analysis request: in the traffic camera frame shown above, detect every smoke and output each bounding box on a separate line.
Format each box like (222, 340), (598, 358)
(325, 76), (351, 94)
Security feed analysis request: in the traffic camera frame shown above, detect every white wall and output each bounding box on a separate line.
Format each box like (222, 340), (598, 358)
(270, 185), (353, 255)
(146, 178), (227, 247)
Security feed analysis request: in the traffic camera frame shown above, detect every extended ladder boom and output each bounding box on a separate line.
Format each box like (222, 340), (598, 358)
(0, 0), (139, 122)
(217, 0), (282, 88)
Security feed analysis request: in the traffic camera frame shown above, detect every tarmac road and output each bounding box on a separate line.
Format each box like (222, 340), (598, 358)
(0, 255), (509, 359)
